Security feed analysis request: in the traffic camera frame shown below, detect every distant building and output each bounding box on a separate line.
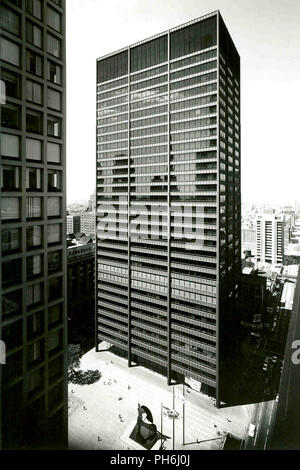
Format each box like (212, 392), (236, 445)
(88, 190), (96, 211)
(67, 214), (81, 235)
(256, 214), (290, 265)
(242, 226), (256, 255)
(67, 241), (96, 349)
(80, 211), (96, 236)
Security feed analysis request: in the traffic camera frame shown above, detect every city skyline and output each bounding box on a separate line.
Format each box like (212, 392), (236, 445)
(67, 0), (300, 204)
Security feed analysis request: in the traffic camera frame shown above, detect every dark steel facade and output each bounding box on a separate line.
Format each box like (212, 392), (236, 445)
(96, 11), (241, 407)
(0, 0), (67, 449)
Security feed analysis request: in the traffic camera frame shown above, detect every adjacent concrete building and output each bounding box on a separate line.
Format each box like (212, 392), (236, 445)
(0, 0), (67, 449)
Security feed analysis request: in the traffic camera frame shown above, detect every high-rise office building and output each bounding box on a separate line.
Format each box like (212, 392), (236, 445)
(67, 214), (81, 234)
(96, 11), (241, 407)
(256, 214), (290, 265)
(81, 211), (96, 236)
(0, 0), (67, 449)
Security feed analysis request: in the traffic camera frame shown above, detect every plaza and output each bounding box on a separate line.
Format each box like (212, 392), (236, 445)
(68, 346), (254, 450)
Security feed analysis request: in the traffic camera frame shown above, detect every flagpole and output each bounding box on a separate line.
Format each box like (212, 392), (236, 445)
(173, 386), (175, 450)
(183, 383), (185, 446)
(161, 402), (163, 450)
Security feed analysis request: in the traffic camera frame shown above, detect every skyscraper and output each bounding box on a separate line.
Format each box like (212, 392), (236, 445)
(96, 10), (241, 407)
(0, 0), (67, 449)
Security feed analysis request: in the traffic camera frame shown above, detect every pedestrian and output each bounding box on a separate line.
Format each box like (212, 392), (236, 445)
(98, 436), (102, 442)
(83, 406), (87, 411)
(128, 385), (131, 390)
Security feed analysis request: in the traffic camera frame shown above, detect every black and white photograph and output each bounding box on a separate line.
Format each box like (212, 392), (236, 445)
(0, 0), (300, 460)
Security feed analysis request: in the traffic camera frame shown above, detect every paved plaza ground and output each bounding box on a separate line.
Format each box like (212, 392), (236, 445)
(68, 345), (255, 450)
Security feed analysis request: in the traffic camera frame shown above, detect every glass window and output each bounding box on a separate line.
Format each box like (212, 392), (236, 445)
(48, 170), (61, 191)
(47, 197), (61, 218)
(1, 103), (20, 129)
(26, 196), (42, 219)
(130, 36), (167, 73)
(47, 60), (61, 84)
(48, 250), (62, 273)
(2, 320), (22, 350)
(27, 282), (43, 308)
(27, 225), (43, 249)
(28, 368), (44, 394)
(27, 254), (43, 278)
(26, 109), (43, 134)
(0, 5), (20, 36)
(97, 50), (128, 84)
(48, 303), (62, 325)
(48, 223), (61, 245)
(26, 50), (43, 77)
(26, 21), (42, 48)
(47, 33), (61, 58)
(2, 259), (22, 288)
(49, 356), (63, 383)
(1, 197), (20, 221)
(1, 69), (21, 99)
(1, 165), (20, 192)
(26, 0), (42, 19)
(26, 79), (43, 104)
(47, 6), (61, 32)
(0, 38), (20, 66)
(1, 134), (20, 159)
(49, 382), (63, 412)
(26, 167), (42, 190)
(27, 311), (44, 339)
(47, 116), (61, 137)
(48, 277), (62, 301)
(26, 138), (42, 161)
(47, 88), (61, 111)
(2, 228), (21, 254)
(47, 142), (61, 163)
(2, 290), (22, 320)
(170, 16), (217, 60)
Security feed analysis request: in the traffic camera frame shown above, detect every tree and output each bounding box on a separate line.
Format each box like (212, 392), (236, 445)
(68, 344), (81, 371)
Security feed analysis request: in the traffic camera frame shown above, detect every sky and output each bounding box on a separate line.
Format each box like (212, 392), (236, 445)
(66, 0), (300, 205)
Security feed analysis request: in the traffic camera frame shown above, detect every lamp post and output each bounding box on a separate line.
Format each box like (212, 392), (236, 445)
(183, 383), (185, 446)
(172, 386), (175, 450)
